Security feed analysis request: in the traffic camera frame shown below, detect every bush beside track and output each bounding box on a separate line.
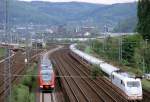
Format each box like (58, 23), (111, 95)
(0, 48), (5, 58)
(11, 63), (38, 102)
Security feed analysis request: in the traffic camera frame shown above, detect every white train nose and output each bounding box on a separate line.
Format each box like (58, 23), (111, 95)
(128, 88), (140, 95)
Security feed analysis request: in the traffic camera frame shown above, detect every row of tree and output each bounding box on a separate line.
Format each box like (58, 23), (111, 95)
(137, 0), (150, 41)
(136, 0), (150, 73)
(90, 34), (150, 73)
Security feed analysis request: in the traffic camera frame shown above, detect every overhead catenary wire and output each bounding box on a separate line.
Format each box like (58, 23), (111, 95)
(0, 74), (104, 78)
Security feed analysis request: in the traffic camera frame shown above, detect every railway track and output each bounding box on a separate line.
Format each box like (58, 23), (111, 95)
(62, 53), (116, 101)
(143, 89), (150, 102)
(52, 48), (130, 102)
(143, 89), (150, 99)
(41, 93), (55, 102)
(54, 55), (89, 102)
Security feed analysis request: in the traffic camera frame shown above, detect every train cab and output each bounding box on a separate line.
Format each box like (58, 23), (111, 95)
(125, 79), (142, 100)
(111, 72), (143, 100)
(39, 58), (55, 90)
(39, 69), (55, 90)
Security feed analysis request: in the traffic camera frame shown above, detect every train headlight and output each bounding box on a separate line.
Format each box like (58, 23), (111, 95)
(40, 85), (43, 88)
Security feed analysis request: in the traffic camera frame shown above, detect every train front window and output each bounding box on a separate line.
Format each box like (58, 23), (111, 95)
(42, 65), (50, 70)
(41, 70), (52, 81)
(127, 81), (140, 87)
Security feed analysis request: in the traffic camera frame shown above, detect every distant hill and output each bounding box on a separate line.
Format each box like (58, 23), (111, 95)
(0, 0), (5, 23)
(0, 0), (137, 32)
(113, 16), (137, 33)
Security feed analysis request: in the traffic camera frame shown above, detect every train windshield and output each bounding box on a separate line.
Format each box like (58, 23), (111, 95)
(41, 70), (52, 81)
(127, 81), (140, 87)
(41, 65), (51, 70)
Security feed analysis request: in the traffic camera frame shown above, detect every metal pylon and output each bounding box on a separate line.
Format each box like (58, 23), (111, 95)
(4, 49), (12, 102)
(3, 0), (12, 102)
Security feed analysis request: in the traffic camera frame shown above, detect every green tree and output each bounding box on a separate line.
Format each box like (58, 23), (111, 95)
(137, 0), (150, 40)
(12, 84), (29, 102)
(122, 35), (143, 65)
(91, 40), (103, 54)
(134, 42), (150, 73)
(91, 65), (103, 79)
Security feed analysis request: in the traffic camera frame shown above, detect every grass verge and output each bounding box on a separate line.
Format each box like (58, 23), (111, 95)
(0, 48), (5, 58)
(142, 80), (150, 91)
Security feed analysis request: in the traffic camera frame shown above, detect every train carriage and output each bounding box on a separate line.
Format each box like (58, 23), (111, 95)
(39, 58), (55, 90)
(39, 69), (55, 90)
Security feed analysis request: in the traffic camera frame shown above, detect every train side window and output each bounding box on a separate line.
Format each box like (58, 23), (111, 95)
(112, 75), (114, 79)
(123, 82), (125, 86)
(121, 80), (125, 86)
(121, 80), (123, 84)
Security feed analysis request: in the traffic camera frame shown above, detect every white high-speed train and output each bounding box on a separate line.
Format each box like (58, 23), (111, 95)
(70, 44), (143, 100)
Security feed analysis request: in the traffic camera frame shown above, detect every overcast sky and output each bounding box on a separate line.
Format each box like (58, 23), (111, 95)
(20, 0), (138, 4)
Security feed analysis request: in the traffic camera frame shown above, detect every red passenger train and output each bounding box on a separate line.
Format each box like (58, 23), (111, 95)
(38, 58), (55, 90)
